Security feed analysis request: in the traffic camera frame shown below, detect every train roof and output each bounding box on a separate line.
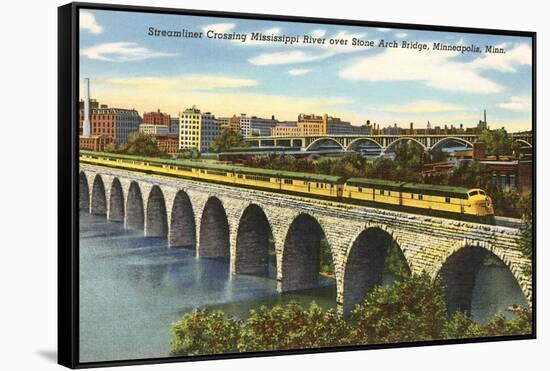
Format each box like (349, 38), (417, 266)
(81, 151), (344, 183)
(346, 176), (470, 198)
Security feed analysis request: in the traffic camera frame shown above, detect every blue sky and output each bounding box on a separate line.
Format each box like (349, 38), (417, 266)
(79, 9), (533, 131)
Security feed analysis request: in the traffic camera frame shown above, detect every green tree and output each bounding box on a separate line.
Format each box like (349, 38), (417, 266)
(348, 274), (447, 344)
(479, 128), (513, 159)
(170, 309), (242, 356)
(238, 302), (351, 352)
(393, 142), (426, 172)
(210, 129), (247, 153)
(120, 132), (165, 157)
(441, 311), (483, 339)
(445, 161), (491, 189)
(482, 307), (532, 336)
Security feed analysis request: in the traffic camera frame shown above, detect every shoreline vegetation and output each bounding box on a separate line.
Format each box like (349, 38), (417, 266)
(170, 274), (531, 357)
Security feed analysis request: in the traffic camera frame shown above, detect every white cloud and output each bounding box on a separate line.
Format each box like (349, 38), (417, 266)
(288, 68), (311, 76)
(339, 43), (531, 94)
(106, 75), (257, 91)
(203, 23), (235, 34)
(310, 29), (327, 38)
(498, 96), (531, 111)
(263, 27), (281, 35)
(383, 100), (465, 113)
(248, 30), (367, 66)
(395, 32), (408, 38)
(376, 28), (391, 32)
(469, 43), (532, 72)
(80, 11), (103, 34)
(249, 50), (330, 65)
(81, 42), (176, 62)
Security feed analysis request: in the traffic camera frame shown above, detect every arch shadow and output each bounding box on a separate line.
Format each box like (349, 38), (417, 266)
(235, 204), (274, 277)
(438, 246), (527, 317)
(126, 181), (144, 231)
(280, 213), (334, 292)
(169, 190), (196, 248)
(146, 186), (168, 237)
(199, 197), (230, 259)
(342, 227), (409, 314)
(91, 175), (107, 216)
(79, 172), (89, 210)
(109, 178), (124, 222)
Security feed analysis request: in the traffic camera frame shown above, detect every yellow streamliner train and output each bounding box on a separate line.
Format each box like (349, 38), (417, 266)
(80, 151), (495, 224)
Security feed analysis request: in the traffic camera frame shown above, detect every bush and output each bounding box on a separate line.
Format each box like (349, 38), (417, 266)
(482, 307), (532, 337)
(441, 311), (483, 339)
(238, 302), (350, 352)
(170, 309), (241, 356)
(348, 274), (447, 344)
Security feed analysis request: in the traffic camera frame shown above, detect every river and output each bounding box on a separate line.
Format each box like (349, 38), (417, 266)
(79, 212), (527, 363)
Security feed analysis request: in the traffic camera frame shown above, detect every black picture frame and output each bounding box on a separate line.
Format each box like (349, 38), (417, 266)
(58, 2), (537, 368)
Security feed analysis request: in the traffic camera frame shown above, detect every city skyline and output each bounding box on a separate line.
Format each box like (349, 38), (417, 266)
(79, 9), (533, 132)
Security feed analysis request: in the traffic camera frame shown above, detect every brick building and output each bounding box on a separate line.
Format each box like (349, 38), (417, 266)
(143, 109), (171, 126)
(79, 100), (142, 145)
(155, 134), (179, 155)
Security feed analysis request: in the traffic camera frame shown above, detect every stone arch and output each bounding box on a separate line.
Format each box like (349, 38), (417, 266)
(345, 137), (383, 152)
(146, 186), (168, 237)
(437, 244), (527, 316)
(169, 190), (196, 248)
(126, 181), (144, 231)
(429, 137), (473, 152)
(109, 178), (124, 222)
(79, 171), (89, 210)
(235, 204), (274, 276)
(384, 137), (427, 153)
(280, 213), (333, 292)
(342, 227), (409, 314)
(90, 174), (107, 215)
(305, 137), (345, 151)
(199, 196), (230, 259)
(514, 139), (532, 148)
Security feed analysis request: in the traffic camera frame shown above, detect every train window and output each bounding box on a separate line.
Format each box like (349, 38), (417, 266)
(388, 191), (391, 196)
(330, 184), (334, 188)
(468, 191), (479, 196)
(358, 187), (362, 192)
(445, 197), (451, 203)
(380, 190), (385, 196)
(411, 194), (414, 199)
(479, 190), (486, 195)
(419, 194), (423, 200)
(283, 179), (293, 185)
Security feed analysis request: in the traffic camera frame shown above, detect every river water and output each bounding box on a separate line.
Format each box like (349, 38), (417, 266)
(79, 212), (527, 363)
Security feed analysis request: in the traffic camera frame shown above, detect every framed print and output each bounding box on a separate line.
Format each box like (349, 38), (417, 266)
(58, 2), (536, 368)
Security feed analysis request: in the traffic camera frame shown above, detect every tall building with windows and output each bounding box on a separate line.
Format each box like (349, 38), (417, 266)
(79, 100), (142, 145)
(237, 114), (279, 137)
(271, 113), (368, 136)
(169, 117), (179, 134)
(179, 106), (202, 150)
(179, 107), (220, 152)
(200, 112), (220, 153)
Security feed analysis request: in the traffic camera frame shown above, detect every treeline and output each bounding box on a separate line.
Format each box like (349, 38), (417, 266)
(170, 274), (531, 356)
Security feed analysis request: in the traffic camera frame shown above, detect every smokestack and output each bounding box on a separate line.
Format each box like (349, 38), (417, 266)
(83, 78), (91, 138)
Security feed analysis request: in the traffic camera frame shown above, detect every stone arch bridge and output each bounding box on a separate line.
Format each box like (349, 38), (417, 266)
(80, 164), (531, 314)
